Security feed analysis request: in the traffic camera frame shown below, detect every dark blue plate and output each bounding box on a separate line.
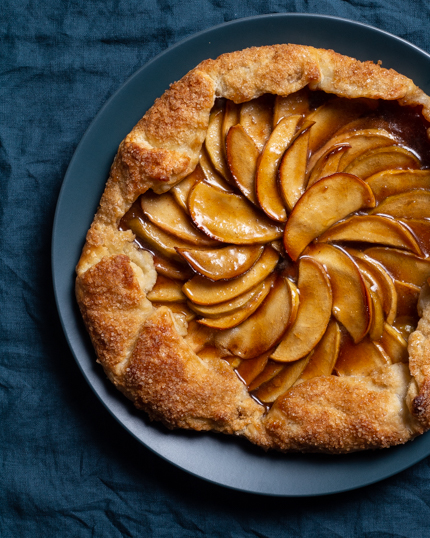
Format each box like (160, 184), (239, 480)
(52, 13), (430, 496)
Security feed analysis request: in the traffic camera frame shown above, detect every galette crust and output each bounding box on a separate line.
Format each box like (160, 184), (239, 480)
(76, 44), (430, 453)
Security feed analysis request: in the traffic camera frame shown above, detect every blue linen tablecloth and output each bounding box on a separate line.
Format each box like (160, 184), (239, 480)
(2, 0), (430, 535)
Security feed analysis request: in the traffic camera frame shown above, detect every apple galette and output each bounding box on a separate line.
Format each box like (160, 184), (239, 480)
(76, 44), (430, 453)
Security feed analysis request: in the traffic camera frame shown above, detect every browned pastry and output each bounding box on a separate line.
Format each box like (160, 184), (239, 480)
(76, 44), (430, 453)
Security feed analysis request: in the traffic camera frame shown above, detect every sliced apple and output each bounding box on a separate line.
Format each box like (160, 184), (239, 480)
(187, 281), (265, 317)
(399, 219), (430, 256)
(378, 323), (408, 363)
(271, 257), (332, 362)
(307, 128), (394, 174)
(278, 122), (313, 211)
(273, 87), (310, 127)
(152, 302), (196, 322)
(188, 180), (283, 244)
(283, 173), (376, 261)
(171, 164), (205, 213)
(147, 275), (187, 303)
(344, 146), (420, 179)
(335, 334), (391, 376)
(126, 216), (195, 261)
(240, 94), (273, 151)
(306, 98), (373, 154)
(226, 124), (259, 204)
(151, 253), (193, 281)
(214, 275), (298, 359)
(394, 280), (420, 317)
(183, 245), (279, 305)
(248, 359), (285, 391)
(256, 114), (302, 222)
(197, 274), (274, 329)
(205, 106), (232, 182)
(252, 355), (311, 403)
(295, 319), (341, 384)
(199, 148), (234, 192)
(364, 277), (385, 341)
(176, 244), (264, 281)
(366, 169), (430, 202)
(183, 320), (214, 353)
(235, 350), (272, 386)
(222, 100), (240, 155)
(318, 214), (423, 255)
(305, 244), (370, 343)
(370, 189), (430, 220)
(352, 253), (397, 324)
(306, 143), (350, 188)
(364, 247), (430, 287)
(141, 191), (219, 247)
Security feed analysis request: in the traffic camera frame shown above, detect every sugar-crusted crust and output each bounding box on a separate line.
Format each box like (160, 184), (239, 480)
(76, 44), (430, 453)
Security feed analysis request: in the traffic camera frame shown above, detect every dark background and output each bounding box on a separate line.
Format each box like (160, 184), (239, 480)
(2, 1), (430, 536)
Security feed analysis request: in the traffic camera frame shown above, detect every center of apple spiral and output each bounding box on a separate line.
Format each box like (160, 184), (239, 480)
(120, 90), (430, 406)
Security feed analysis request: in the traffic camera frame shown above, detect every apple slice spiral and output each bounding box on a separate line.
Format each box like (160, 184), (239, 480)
(120, 89), (430, 408)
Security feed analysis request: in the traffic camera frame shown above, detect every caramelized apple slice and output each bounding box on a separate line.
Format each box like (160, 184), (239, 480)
(378, 323), (408, 363)
(235, 350), (273, 386)
(283, 173), (375, 261)
(222, 100), (240, 154)
(226, 124), (259, 204)
(205, 107), (231, 182)
(152, 302), (196, 322)
(240, 95), (273, 151)
(256, 114), (302, 221)
(344, 146), (420, 179)
(306, 98), (372, 154)
(151, 253), (193, 281)
(399, 219), (430, 256)
(214, 276), (298, 359)
(197, 274), (274, 329)
(306, 144), (350, 188)
(253, 355), (311, 403)
(189, 181), (283, 244)
(248, 360), (285, 391)
(394, 280), (420, 317)
(335, 334), (391, 376)
(366, 169), (430, 202)
(370, 190), (430, 220)
(364, 247), (430, 287)
(188, 281), (265, 317)
(183, 246), (279, 305)
(171, 164), (205, 212)
(295, 319), (341, 384)
(318, 215), (423, 255)
(141, 191), (219, 247)
(364, 278), (385, 341)
(271, 257), (332, 362)
(352, 253), (397, 324)
(183, 320), (214, 353)
(147, 275), (187, 303)
(278, 122), (312, 211)
(337, 132), (396, 170)
(273, 87), (310, 127)
(127, 216), (195, 261)
(199, 148), (233, 192)
(176, 244), (263, 281)
(307, 128), (394, 173)
(305, 244), (370, 343)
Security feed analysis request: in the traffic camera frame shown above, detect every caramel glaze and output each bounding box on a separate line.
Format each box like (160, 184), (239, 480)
(119, 92), (430, 409)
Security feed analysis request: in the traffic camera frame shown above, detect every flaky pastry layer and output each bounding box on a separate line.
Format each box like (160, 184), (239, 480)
(76, 44), (430, 453)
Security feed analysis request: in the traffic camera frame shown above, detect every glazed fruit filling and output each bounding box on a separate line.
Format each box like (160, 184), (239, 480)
(120, 88), (430, 407)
